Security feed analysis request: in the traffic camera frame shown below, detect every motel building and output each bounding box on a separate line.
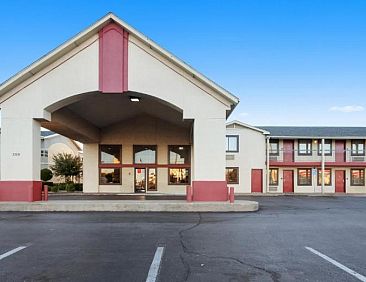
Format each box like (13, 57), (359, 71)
(0, 13), (365, 201)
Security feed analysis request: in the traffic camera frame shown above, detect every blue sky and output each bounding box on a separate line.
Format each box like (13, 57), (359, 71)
(1, 0), (365, 126)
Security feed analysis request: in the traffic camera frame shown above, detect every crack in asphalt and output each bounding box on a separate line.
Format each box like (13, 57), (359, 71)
(178, 212), (281, 282)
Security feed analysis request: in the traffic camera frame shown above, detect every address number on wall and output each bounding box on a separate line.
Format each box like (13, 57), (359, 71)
(12, 153), (21, 157)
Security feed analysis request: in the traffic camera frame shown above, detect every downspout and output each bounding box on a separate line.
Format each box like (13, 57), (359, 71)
(321, 138), (325, 194)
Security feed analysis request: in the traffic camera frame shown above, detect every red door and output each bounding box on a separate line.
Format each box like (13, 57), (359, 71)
(283, 170), (294, 193)
(335, 170), (345, 193)
(335, 141), (346, 163)
(283, 140), (294, 162)
(251, 169), (263, 193)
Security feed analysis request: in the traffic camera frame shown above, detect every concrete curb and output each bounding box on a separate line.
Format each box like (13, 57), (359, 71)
(0, 200), (259, 212)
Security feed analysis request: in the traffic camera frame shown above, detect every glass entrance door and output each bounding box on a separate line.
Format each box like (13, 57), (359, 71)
(134, 168), (157, 193)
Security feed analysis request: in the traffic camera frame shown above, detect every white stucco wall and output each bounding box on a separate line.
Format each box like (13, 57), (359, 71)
(0, 36), (98, 181)
(225, 124), (267, 193)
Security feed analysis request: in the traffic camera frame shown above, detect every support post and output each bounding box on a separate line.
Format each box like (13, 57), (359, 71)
(186, 185), (193, 202)
(44, 185), (49, 201)
(229, 187), (235, 203)
(266, 136), (270, 193)
(0, 114), (42, 202)
(321, 138), (325, 194)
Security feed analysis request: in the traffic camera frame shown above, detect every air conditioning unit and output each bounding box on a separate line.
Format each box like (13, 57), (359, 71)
(226, 154), (235, 160)
(269, 156), (278, 161)
(352, 156), (365, 162)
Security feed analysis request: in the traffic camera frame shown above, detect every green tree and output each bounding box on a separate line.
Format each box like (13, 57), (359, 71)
(50, 153), (82, 183)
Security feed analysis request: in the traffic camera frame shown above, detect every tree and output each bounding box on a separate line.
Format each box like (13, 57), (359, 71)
(50, 153), (82, 183)
(40, 168), (53, 182)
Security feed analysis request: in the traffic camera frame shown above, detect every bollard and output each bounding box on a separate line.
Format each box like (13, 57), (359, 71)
(186, 185), (193, 202)
(229, 187), (235, 203)
(44, 185), (49, 201)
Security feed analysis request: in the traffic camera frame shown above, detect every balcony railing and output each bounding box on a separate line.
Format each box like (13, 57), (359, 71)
(269, 148), (366, 163)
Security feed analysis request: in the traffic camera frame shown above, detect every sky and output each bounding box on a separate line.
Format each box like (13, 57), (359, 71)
(0, 0), (365, 126)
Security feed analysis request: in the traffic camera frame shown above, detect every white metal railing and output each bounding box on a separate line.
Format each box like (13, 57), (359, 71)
(268, 148), (366, 163)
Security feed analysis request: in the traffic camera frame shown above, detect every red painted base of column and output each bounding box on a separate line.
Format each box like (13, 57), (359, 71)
(192, 181), (228, 201)
(0, 181), (42, 202)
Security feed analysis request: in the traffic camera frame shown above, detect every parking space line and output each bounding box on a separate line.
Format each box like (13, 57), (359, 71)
(0, 246), (28, 261)
(305, 246), (366, 282)
(146, 246), (165, 282)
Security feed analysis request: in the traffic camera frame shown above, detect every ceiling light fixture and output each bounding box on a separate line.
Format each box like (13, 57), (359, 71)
(129, 96), (140, 102)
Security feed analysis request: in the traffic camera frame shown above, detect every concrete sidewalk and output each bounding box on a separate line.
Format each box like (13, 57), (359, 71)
(0, 200), (258, 212)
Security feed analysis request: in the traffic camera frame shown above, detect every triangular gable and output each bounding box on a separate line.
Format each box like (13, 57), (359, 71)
(226, 120), (270, 135)
(0, 13), (239, 111)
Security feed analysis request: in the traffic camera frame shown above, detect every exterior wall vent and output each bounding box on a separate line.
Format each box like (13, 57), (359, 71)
(226, 154), (235, 160)
(269, 186), (278, 192)
(352, 156), (365, 162)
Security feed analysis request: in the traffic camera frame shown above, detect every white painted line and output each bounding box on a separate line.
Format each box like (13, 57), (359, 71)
(0, 246), (28, 261)
(146, 246), (165, 282)
(306, 247), (366, 282)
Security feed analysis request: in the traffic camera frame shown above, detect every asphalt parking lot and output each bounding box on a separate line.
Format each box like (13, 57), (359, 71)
(1, 196), (366, 282)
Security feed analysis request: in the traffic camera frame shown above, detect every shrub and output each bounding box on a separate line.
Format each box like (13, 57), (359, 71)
(57, 183), (67, 191)
(51, 185), (59, 193)
(74, 183), (83, 191)
(66, 183), (75, 192)
(41, 168), (53, 182)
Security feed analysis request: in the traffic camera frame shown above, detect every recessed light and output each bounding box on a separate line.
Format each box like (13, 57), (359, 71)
(129, 96), (140, 102)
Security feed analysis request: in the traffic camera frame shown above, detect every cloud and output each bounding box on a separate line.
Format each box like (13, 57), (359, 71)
(239, 112), (249, 117)
(329, 105), (364, 113)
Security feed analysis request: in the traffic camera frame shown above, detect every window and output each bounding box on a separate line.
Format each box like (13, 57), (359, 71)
(41, 149), (48, 157)
(168, 146), (191, 185)
(351, 169), (365, 186)
(99, 145), (122, 185)
(169, 145), (190, 164)
(226, 167), (239, 184)
(269, 140), (279, 156)
(269, 168), (279, 185)
(134, 145), (157, 164)
(298, 140), (312, 155)
(226, 135), (239, 152)
(169, 168), (190, 185)
(351, 140), (365, 156)
(100, 168), (121, 184)
(297, 168), (312, 186)
(100, 145), (121, 164)
(317, 169), (332, 186)
(318, 140), (332, 156)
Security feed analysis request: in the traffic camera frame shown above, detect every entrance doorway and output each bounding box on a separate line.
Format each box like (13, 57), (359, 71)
(335, 170), (345, 193)
(283, 170), (294, 193)
(251, 169), (263, 193)
(134, 168), (157, 193)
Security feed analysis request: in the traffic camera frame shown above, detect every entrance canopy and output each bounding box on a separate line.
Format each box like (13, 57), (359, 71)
(0, 13), (239, 201)
(42, 91), (192, 144)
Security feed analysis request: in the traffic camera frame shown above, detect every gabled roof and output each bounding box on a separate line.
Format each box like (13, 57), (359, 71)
(257, 126), (366, 139)
(0, 13), (239, 109)
(226, 120), (270, 135)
